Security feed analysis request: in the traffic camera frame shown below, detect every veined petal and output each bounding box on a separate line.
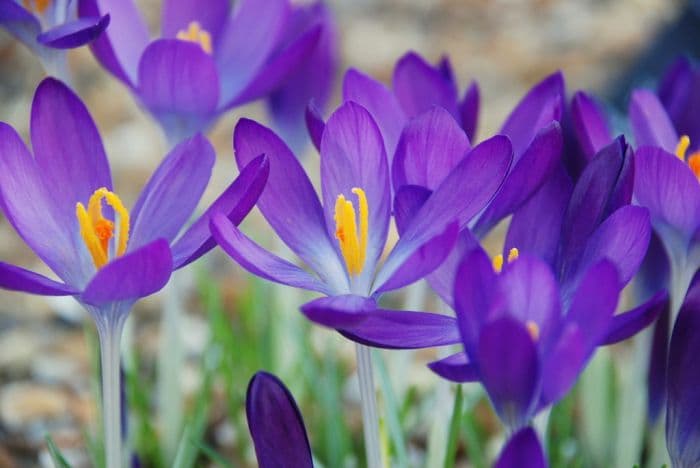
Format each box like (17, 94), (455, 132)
(171, 155), (269, 269)
(570, 91), (611, 161)
(0, 262), (78, 296)
(629, 89), (678, 152)
(342, 68), (407, 158)
(460, 81), (480, 142)
(0, 0), (40, 51)
(393, 184), (432, 234)
(161, 0), (230, 42)
(428, 352), (479, 383)
(246, 372), (313, 468)
(495, 427), (547, 468)
(233, 118), (345, 287)
(137, 39), (219, 140)
(129, 134), (215, 249)
(210, 214), (332, 295)
(81, 239), (173, 307)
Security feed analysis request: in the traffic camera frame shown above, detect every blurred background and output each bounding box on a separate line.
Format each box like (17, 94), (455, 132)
(0, 0), (691, 466)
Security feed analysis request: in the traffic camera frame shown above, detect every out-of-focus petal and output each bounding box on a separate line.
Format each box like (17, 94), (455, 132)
(495, 427), (547, 468)
(427, 229), (480, 307)
(37, 15), (109, 49)
(0, 262), (78, 295)
(393, 184), (432, 234)
(629, 90), (678, 152)
(0, 0), (40, 50)
(460, 81), (480, 141)
(659, 57), (700, 149)
(570, 91), (611, 161)
(601, 290), (668, 345)
(246, 372), (313, 468)
(649, 300), (670, 424)
(81, 239), (172, 307)
(539, 323), (586, 406)
(161, 0), (230, 42)
(129, 134), (214, 248)
(428, 352), (479, 383)
(305, 101), (325, 152)
(210, 214), (332, 295)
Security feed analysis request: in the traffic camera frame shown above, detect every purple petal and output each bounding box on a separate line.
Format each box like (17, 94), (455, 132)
(392, 51), (459, 120)
(0, 262), (78, 296)
(634, 145), (700, 238)
(320, 101), (391, 279)
(659, 58), (700, 148)
(460, 81), (480, 141)
(233, 119), (345, 288)
(478, 317), (540, 429)
(570, 91), (611, 161)
(301, 296), (461, 349)
(31, 78), (112, 228)
(161, 0), (230, 42)
(129, 134), (214, 249)
(0, 0), (40, 49)
(666, 290), (700, 467)
(342, 68), (407, 158)
(629, 89), (678, 152)
(78, 0), (150, 84)
(393, 184), (432, 234)
(495, 427), (547, 468)
(649, 299), (670, 424)
(210, 213), (331, 295)
(81, 239), (173, 307)
(500, 71), (565, 158)
(540, 323), (586, 406)
(37, 15), (110, 49)
(246, 372), (313, 468)
(215, 0), (289, 103)
(505, 164), (572, 268)
(428, 352), (479, 383)
(426, 229), (480, 307)
(137, 39), (219, 140)
(474, 122), (563, 236)
(305, 101), (325, 152)
(601, 290), (668, 345)
(171, 155), (269, 269)
(392, 106), (471, 191)
(373, 221), (458, 294)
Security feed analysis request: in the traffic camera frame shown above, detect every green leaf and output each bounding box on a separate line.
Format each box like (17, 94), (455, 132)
(444, 385), (464, 468)
(45, 435), (72, 468)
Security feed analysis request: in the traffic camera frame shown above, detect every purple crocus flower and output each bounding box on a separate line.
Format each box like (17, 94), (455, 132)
(78, 0), (336, 146)
(0, 0), (109, 73)
(495, 427), (547, 468)
(246, 371), (313, 468)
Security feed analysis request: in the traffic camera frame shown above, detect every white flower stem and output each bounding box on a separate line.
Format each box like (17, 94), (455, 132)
(355, 343), (382, 468)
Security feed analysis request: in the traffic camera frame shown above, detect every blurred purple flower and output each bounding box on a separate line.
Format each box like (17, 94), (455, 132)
(78, 0), (337, 147)
(0, 77), (268, 327)
(0, 0), (109, 71)
(246, 371), (313, 468)
(211, 101), (513, 331)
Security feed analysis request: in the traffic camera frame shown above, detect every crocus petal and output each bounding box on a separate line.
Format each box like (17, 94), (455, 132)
(500, 71), (565, 158)
(539, 323), (586, 406)
(211, 214), (331, 295)
(659, 58), (700, 148)
(460, 81), (480, 141)
(392, 106), (471, 191)
(570, 91), (611, 161)
(305, 101), (325, 152)
(37, 15), (110, 49)
(666, 290), (700, 467)
(0, 0), (40, 50)
(78, 0), (150, 84)
(301, 295), (461, 349)
(373, 221), (458, 294)
(601, 290), (668, 345)
(129, 134), (215, 249)
(393, 184), (432, 234)
(216, 0), (289, 103)
(428, 352), (479, 383)
(378, 136), (512, 288)
(505, 164), (572, 268)
(478, 317), (540, 429)
(233, 118), (345, 288)
(426, 229), (480, 307)
(473, 122), (562, 237)
(629, 89), (678, 152)
(171, 155), (269, 269)
(137, 39), (219, 140)
(320, 101), (391, 280)
(392, 51), (459, 120)
(0, 262), (78, 296)
(81, 239), (173, 307)
(342, 68), (407, 158)
(31, 78), (112, 225)
(246, 371), (313, 468)
(634, 146), (700, 238)
(495, 427), (547, 468)
(161, 0), (230, 42)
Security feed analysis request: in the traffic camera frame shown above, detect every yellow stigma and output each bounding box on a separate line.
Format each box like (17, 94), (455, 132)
(526, 320), (540, 341)
(675, 135), (700, 180)
(22, 0), (50, 14)
(334, 188), (368, 276)
(493, 247), (519, 273)
(176, 21), (212, 54)
(76, 188), (130, 269)
(676, 135), (691, 160)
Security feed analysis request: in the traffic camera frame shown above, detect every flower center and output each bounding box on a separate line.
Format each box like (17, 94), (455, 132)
(492, 247), (519, 273)
(22, 0), (50, 14)
(76, 187), (130, 269)
(675, 135), (700, 180)
(334, 188), (368, 277)
(176, 21), (212, 54)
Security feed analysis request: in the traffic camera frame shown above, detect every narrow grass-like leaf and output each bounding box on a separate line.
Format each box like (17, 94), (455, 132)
(374, 349), (408, 466)
(45, 435), (72, 468)
(444, 385), (464, 468)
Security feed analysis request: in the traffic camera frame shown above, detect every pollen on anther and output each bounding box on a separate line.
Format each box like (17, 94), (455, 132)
(526, 320), (540, 341)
